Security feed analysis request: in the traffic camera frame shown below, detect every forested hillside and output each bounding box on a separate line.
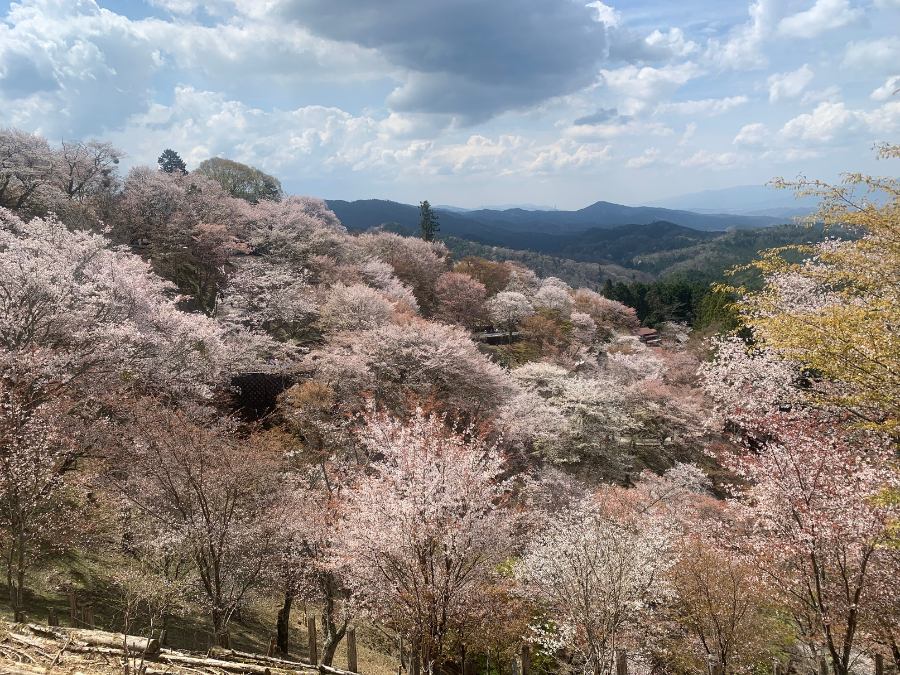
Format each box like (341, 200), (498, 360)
(1, 128), (899, 675)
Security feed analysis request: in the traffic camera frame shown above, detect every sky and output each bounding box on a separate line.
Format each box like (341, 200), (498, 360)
(0, 0), (898, 209)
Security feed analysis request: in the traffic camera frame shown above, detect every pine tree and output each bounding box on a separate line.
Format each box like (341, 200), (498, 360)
(158, 149), (188, 174)
(602, 278), (614, 298)
(418, 200), (440, 242)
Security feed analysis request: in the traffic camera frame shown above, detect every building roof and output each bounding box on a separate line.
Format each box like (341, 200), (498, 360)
(635, 327), (658, 337)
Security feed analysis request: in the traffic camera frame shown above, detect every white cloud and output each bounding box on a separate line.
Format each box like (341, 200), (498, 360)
(800, 85), (842, 105)
(777, 100), (900, 142)
(858, 101), (900, 133)
(779, 102), (855, 142)
(565, 119), (674, 139)
(600, 62), (704, 114)
(108, 86), (616, 180)
(587, 1), (621, 27)
(656, 95), (750, 116)
(767, 64), (815, 103)
(680, 150), (746, 169)
(778, 0), (864, 38)
(874, 0), (900, 7)
(705, 0), (776, 70)
(423, 135), (613, 176)
(871, 76), (900, 100)
(733, 122), (769, 145)
(843, 37), (900, 72)
(109, 87), (384, 174)
(644, 28), (698, 57)
(626, 147), (660, 168)
(679, 122), (697, 146)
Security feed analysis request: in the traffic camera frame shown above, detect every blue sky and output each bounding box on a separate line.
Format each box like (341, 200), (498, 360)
(1, 0), (898, 208)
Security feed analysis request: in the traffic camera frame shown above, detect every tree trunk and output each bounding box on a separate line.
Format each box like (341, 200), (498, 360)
(212, 607), (224, 635)
(321, 572), (348, 667)
(12, 528), (25, 616)
(276, 593), (293, 655)
(890, 641), (900, 675)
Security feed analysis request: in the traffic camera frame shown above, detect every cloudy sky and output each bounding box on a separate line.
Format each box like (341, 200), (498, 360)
(1, 0), (898, 208)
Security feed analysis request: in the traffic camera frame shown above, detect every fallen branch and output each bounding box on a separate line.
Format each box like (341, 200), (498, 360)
(207, 648), (312, 669)
(52, 634), (73, 666)
(160, 652), (316, 675)
(319, 665), (357, 675)
(24, 624), (159, 655)
(6, 632), (53, 660)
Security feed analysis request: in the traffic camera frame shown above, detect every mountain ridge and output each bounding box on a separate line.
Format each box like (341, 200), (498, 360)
(324, 198), (785, 251)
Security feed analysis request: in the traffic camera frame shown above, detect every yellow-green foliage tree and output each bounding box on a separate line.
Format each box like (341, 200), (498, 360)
(730, 143), (900, 432)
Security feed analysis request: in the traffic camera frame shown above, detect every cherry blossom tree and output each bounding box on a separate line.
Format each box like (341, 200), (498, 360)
(573, 289), (639, 341)
(661, 511), (785, 675)
(716, 413), (899, 675)
(54, 139), (123, 202)
(357, 232), (449, 314)
(517, 473), (682, 675)
(570, 312), (597, 345)
(0, 128), (56, 213)
(534, 281), (574, 318)
(434, 272), (487, 328)
(318, 283), (395, 333)
(361, 259), (420, 313)
(115, 166), (251, 313)
(308, 320), (518, 418)
(454, 257), (511, 296)
(0, 207), (241, 398)
(0, 357), (86, 616)
(339, 405), (518, 669)
(278, 472), (351, 663)
(117, 400), (284, 635)
(736, 144), (900, 432)
(219, 257), (318, 344)
(486, 291), (534, 336)
(243, 196), (348, 265)
(503, 262), (541, 296)
(510, 362), (630, 464)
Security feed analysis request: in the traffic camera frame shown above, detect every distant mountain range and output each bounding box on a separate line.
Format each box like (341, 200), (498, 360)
(640, 185), (818, 218)
(325, 198), (790, 254)
(436, 203), (559, 212)
(324, 197), (832, 281)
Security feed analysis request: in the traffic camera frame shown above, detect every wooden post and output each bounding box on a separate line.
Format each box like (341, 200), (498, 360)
(876, 654), (884, 675)
(616, 650), (627, 675)
(307, 616), (318, 665)
(48, 612), (59, 627)
(216, 632), (230, 649)
(81, 604), (94, 629)
(159, 629), (167, 647)
(15, 611), (26, 624)
(268, 637), (277, 657)
(347, 626), (358, 674)
(69, 591), (78, 624)
(521, 645), (530, 675)
(820, 658), (828, 675)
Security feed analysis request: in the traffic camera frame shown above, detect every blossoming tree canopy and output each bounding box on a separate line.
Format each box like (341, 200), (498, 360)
(338, 405), (518, 667)
(0, 208), (240, 397)
(732, 142), (900, 431)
